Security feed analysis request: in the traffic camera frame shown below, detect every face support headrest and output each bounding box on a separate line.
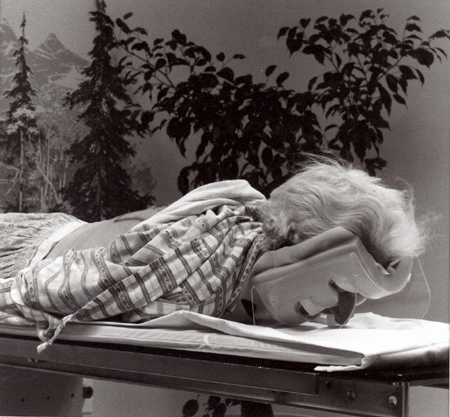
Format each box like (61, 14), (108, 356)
(248, 227), (413, 326)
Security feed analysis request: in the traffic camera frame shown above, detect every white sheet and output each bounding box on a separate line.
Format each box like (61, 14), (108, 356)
(1, 312), (448, 372)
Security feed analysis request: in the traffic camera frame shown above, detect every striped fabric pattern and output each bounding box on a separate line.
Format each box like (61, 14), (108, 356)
(4, 205), (263, 350)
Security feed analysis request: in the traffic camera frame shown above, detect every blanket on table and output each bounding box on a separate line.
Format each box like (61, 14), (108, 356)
(0, 180), (266, 352)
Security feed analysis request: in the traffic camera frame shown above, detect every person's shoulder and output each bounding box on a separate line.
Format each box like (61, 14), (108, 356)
(194, 180), (265, 201)
(112, 206), (167, 224)
(196, 179), (251, 190)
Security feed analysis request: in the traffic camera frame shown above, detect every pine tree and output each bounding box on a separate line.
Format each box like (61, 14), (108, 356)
(2, 14), (39, 212)
(64, 0), (151, 221)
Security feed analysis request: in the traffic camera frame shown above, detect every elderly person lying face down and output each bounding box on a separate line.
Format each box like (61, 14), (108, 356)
(0, 158), (426, 348)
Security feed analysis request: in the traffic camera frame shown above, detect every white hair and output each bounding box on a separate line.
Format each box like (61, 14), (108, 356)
(258, 157), (427, 266)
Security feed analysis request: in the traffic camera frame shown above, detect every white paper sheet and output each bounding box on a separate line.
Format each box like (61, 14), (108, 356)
(66, 311), (450, 371)
(1, 312), (447, 372)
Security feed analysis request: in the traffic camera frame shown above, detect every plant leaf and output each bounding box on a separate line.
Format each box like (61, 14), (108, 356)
(217, 67), (234, 82)
(339, 14), (355, 27)
(300, 18), (311, 28)
(416, 48), (434, 67)
(430, 30), (450, 40)
(307, 75), (318, 90)
(405, 23), (422, 33)
(315, 16), (328, 25)
(415, 68), (425, 84)
(385, 74), (398, 93)
(399, 65), (417, 80)
(182, 399), (199, 417)
(262, 147), (273, 167)
(277, 26), (289, 39)
(265, 65), (277, 77)
(393, 94), (407, 106)
(216, 52), (225, 62)
(276, 71), (290, 85)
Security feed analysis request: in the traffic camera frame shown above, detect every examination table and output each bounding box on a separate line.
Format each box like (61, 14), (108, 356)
(0, 220), (447, 416)
(0, 309), (447, 417)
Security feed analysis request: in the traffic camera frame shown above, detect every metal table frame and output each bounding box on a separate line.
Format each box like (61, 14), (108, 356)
(0, 334), (447, 417)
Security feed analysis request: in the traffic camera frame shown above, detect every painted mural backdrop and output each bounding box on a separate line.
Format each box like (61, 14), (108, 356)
(2, 2), (449, 219)
(0, 17), (88, 211)
(0, 9), (155, 215)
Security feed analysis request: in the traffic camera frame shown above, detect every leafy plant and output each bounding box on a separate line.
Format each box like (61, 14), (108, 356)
(115, 18), (322, 196)
(277, 9), (450, 174)
(113, 9), (448, 195)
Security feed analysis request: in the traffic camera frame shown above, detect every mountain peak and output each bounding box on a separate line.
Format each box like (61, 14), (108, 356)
(46, 32), (60, 42)
(32, 31), (88, 68)
(39, 32), (65, 54)
(0, 18), (18, 43)
(0, 19), (88, 111)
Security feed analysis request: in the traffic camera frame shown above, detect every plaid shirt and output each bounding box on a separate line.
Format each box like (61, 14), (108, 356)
(1, 181), (266, 351)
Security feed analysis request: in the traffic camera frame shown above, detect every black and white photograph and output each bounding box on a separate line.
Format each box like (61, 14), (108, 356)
(0, 1), (448, 416)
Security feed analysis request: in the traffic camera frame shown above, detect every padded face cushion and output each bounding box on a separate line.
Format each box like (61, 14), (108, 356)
(248, 227), (414, 325)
